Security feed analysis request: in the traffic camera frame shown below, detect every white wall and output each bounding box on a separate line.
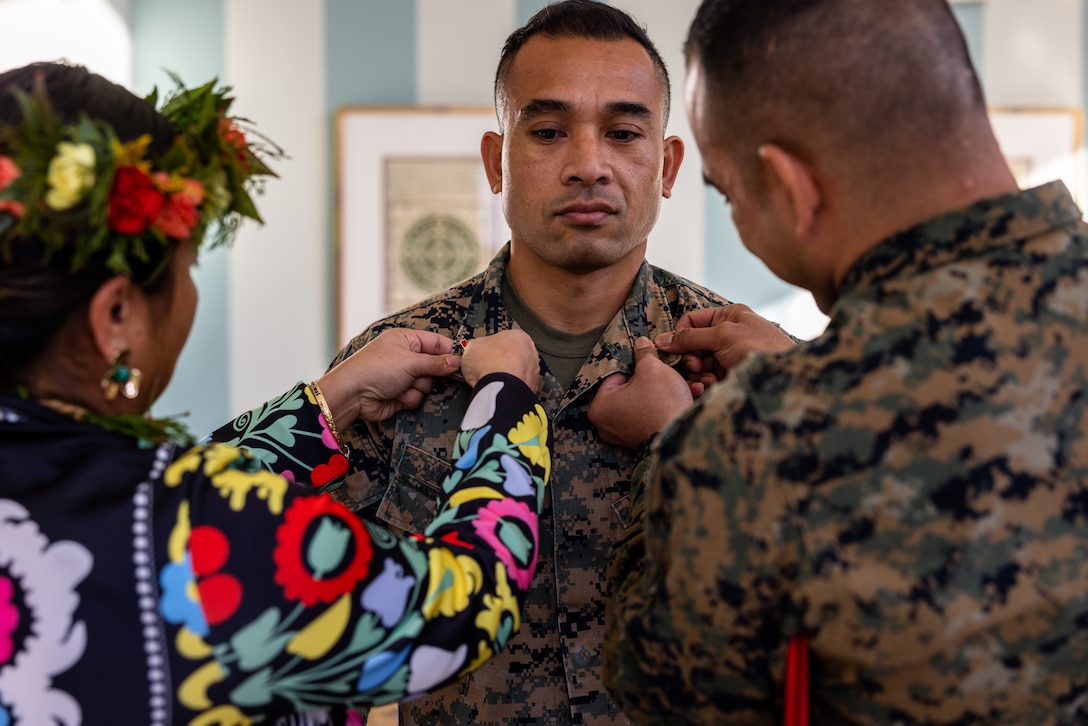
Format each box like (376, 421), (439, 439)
(225, 0), (330, 413)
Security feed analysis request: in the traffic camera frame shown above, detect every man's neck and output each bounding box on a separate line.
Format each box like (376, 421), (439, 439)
(506, 245), (645, 334)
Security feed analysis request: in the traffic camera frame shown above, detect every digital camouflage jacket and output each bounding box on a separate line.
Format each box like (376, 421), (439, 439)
(606, 182), (1088, 725)
(331, 244), (728, 725)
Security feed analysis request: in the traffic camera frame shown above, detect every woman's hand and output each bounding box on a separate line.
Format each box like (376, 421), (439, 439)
(316, 328), (461, 427)
(460, 329), (540, 391)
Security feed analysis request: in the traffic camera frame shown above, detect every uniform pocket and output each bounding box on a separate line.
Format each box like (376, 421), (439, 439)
(373, 444), (452, 535)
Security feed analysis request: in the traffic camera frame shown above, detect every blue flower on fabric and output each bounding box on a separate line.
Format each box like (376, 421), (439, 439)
(453, 426), (490, 471)
(159, 555), (208, 636)
(357, 646), (411, 693)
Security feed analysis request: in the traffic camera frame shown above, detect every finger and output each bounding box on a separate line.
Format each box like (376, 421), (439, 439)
(397, 387), (425, 409)
(655, 325), (727, 355)
(408, 329), (458, 355)
(674, 307), (726, 331)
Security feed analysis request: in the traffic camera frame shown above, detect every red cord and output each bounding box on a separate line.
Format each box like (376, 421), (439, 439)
(783, 634), (810, 726)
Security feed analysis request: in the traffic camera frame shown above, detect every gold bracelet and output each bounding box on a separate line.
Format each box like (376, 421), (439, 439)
(310, 380), (345, 450)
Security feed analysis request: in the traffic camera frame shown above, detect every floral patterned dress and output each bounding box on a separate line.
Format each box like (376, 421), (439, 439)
(0, 372), (549, 725)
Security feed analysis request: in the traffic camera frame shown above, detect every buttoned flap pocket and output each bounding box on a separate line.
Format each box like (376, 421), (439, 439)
(611, 492), (633, 530)
(374, 444), (452, 536)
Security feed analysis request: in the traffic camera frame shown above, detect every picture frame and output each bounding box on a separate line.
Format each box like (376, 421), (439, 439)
(335, 106), (508, 347)
(988, 107), (1082, 204)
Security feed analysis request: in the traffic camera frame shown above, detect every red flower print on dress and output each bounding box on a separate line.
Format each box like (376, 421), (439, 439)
(311, 453), (349, 488)
(190, 525), (243, 626)
(274, 495), (372, 607)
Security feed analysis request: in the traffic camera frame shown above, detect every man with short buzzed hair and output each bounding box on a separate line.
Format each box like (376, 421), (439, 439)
(596, 0), (1088, 722)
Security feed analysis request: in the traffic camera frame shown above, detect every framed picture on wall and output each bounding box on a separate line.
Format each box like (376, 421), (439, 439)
(336, 106), (508, 347)
(988, 107), (1082, 204)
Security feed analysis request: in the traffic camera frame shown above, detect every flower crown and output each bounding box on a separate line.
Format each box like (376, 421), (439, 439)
(0, 72), (283, 276)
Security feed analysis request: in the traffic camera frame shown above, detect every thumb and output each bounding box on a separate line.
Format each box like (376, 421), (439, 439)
(405, 351), (460, 377)
(597, 371), (629, 395)
(632, 336), (658, 364)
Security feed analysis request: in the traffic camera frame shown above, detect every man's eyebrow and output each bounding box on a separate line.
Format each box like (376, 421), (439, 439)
(605, 101), (653, 122)
(520, 99), (572, 119)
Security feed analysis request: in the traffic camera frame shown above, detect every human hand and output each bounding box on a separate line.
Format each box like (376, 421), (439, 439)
(461, 329), (540, 390)
(316, 328), (460, 425)
(656, 305), (797, 396)
(588, 337), (693, 449)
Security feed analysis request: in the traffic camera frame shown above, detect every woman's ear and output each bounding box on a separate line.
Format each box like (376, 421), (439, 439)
(86, 275), (137, 362)
(758, 143), (821, 239)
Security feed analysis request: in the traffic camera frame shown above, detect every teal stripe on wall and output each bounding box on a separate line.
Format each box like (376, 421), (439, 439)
(951, 2), (984, 76)
(131, 0), (229, 438)
(327, 0), (416, 107)
(518, 0), (557, 26)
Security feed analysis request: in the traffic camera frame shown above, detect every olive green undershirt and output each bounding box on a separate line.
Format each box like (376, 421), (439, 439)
(503, 272), (607, 392)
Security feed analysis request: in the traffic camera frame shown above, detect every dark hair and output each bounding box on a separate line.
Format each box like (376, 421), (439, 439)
(684, 0), (986, 185)
(494, 0), (672, 130)
(0, 62), (180, 390)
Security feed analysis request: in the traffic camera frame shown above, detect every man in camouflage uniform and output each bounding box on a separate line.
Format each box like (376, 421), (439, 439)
(328, 2), (792, 724)
(596, 0), (1088, 723)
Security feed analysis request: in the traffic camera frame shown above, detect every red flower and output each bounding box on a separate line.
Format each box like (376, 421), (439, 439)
(190, 525), (243, 626)
(0, 156), (23, 218)
(108, 166), (165, 235)
(0, 156), (19, 189)
(274, 495), (372, 607)
(218, 118), (250, 169)
(154, 179), (204, 239)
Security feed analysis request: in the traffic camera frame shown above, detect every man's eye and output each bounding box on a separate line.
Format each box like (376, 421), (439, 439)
(534, 129), (560, 141)
(610, 130), (639, 141)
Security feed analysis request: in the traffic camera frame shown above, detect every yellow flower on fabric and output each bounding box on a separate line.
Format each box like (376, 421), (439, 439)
(44, 141), (95, 210)
(475, 564), (519, 640)
(423, 549), (484, 620)
(178, 659), (226, 711)
(189, 704), (253, 726)
(287, 593), (351, 659)
(508, 404), (549, 477)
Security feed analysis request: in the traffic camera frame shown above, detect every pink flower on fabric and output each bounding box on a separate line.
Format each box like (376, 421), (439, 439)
(317, 411), (339, 451)
(0, 575), (20, 665)
(471, 498), (538, 590)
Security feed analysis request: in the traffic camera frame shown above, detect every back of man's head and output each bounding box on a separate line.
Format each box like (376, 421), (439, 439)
(684, 0), (989, 192)
(494, 0), (672, 130)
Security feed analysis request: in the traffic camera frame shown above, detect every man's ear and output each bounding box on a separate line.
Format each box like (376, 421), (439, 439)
(660, 135), (685, 199)
(87, 275), (136, 362)
(758, 143), (820, 239)
(481, 131), (504, 194)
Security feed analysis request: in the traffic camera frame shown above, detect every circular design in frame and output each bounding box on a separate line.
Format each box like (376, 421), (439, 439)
(401, 214), (480, 292)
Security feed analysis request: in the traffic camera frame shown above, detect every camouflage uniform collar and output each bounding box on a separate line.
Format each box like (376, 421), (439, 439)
(453, 242), (684, 410)
(837, 181), (1083, 308)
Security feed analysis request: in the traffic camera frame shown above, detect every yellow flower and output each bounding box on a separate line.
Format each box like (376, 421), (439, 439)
(508, 404), (550, 479)
(475, 564), (519, 640)
(423, 549), (484, 620)
(44, 141), (95, 210)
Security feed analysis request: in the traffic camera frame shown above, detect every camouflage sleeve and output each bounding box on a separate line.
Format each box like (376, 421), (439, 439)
(604, 390), (804, 723)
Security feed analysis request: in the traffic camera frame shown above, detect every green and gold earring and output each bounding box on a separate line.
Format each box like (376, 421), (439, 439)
(101, 351), (143, 401)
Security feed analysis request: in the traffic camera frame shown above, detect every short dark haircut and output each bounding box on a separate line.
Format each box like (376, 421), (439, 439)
(0, 62), (180, 390)
(494, 0), (672, 131)
(684, 0), (987, 184)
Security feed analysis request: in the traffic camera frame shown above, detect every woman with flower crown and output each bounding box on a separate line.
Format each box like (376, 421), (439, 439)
(0, 61), (551, 725)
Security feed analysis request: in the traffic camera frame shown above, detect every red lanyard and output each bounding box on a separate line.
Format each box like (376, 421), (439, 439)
(783, 634), (810, 726)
